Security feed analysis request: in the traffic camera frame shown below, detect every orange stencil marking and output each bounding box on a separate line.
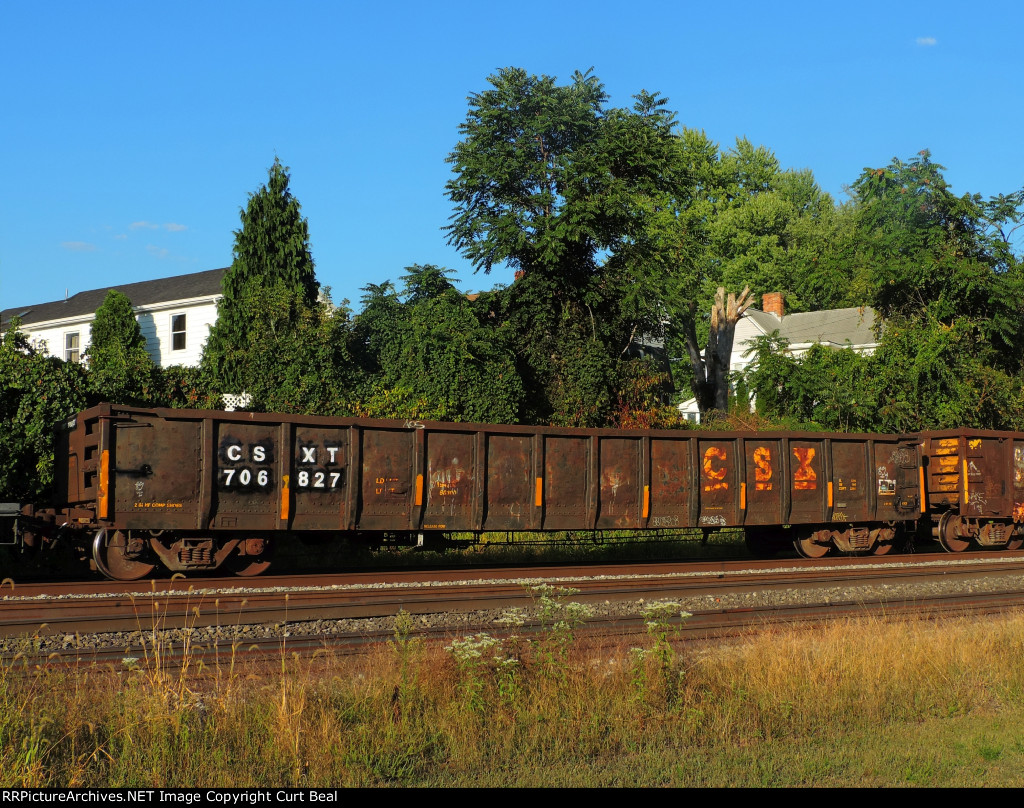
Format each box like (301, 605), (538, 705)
(792, 447), (817, 491)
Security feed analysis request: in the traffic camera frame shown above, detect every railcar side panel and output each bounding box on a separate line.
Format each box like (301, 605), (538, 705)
(424, 430), (476, 531)
(1014, 440), (1024, 522)
(743, 439), (782, 526)
(698, 438), (738, 528)
(648, 437), (691, 529)
(542, 436), (590, 530)
(112, 417), (202, 531)
(482, 433), (532, 531)
(291, 425), (349, 531)
(789, 439), (825, 524)
(963, 436), (1010, 519)
(829, 440), (870, 523)
(871, 440), (916, 521)
(596, 436), (642, 529)
(926, 435), (961, 510)
(358, 428), (415, 530)
(212, 422), (279, 531)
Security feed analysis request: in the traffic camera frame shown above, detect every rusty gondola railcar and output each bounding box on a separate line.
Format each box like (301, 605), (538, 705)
(8, 403), (926, 579)
(919, 430), (1024, 552)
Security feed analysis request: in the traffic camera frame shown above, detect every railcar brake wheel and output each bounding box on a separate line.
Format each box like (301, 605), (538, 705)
(936, 513), (971, 553)
(92, 530), (157, 581)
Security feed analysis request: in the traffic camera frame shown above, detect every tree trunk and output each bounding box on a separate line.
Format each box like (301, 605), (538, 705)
(683, 286), (753, 418)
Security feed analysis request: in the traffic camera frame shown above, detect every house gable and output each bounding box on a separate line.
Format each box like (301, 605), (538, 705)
(1, 268), (227, 369)
(679, 300), (878, 422)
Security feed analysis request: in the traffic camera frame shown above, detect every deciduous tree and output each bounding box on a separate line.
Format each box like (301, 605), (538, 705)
(445, 67), (680, 424)
(0, 323), (88, 501)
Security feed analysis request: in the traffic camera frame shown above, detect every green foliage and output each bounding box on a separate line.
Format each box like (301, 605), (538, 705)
(203, 158), (319, 394)
(446, 67), (675, 283)
(445, 68), (682, 425)
(352, 266), (525, 423)
(742, 333), (878, 431)
(0, 322), (88, 501)
(610, 359), (687, 430)
(868, 316), (1024, 432)
(84, 290), (157, 405)
(853, 150), (1024, 364)
(152, 365), (220, 410)
(743, 319), (1024, 433)
(737, 151), (1024, 433)
(209, 284), (358, 415)
(545, 311), (617, 428)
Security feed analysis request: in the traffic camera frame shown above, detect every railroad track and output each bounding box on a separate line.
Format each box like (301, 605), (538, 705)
(4, 552), (1024, 663)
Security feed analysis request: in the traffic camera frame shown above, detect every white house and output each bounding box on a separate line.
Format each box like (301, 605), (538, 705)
(0, 268), (226, 368)
(679, 292), (878, 422)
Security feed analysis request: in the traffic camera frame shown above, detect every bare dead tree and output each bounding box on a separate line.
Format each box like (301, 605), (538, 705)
(682, 286), (753, 417)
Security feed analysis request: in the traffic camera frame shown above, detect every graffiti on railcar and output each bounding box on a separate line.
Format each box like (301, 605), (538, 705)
(877, 465), (895, 495)
(430, 462), (466, 498)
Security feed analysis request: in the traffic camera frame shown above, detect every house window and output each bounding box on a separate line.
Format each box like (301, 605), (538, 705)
(171, 314), (186, 351)
(64, 332), (80, 363)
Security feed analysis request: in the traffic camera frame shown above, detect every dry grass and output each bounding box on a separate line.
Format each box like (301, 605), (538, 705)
(4, 598), (1024, 787)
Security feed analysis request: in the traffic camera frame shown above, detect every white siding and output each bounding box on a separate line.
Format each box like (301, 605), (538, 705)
(730, 317), (772, 374)
(134, 299), (219, 368)
(23, 321), (94, 363)
(17, 296), (220, 369)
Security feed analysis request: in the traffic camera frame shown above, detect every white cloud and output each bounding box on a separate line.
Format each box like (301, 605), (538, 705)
(62, 241), (97, 252)
(916, 37), (937, 46)
(114, 233), (127, 240)
(146, 245), (170, 258)
(129, 221), (186, 232)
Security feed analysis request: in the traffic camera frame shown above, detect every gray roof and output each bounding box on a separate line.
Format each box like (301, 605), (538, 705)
(746, 306), (877, 347)
(1, 267), (227, 328)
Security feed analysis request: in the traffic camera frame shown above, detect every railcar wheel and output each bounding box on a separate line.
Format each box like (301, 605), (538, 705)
(1006, 529), (1024, 551)
(225, 556), (272, 577)
(224, 539), (272, 577)
(936, 513), (971, 553)
(870, 526), (902, 556)
(92, 530), (156, 581)
(794, 530), (831, 558)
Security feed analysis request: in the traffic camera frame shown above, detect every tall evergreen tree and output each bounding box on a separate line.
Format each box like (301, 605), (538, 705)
(85, 290), (155, 405)
(203, 158), (318, 393)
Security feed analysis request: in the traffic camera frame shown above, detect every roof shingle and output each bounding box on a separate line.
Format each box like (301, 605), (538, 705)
(1, 268), (227, 328)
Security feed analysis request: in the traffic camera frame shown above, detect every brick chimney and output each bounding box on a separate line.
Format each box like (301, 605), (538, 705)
(762, 292), (784, 318)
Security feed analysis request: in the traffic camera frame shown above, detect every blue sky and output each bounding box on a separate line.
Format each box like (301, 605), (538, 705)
(2, 0), (1022, 313)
